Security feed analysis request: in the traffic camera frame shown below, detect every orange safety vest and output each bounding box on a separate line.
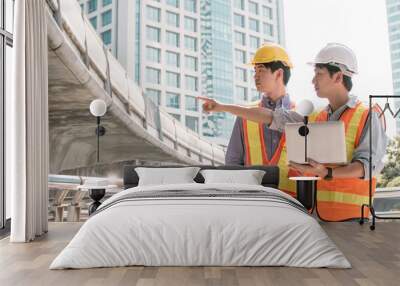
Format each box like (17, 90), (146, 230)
(304, 101), (373, 221)
(242, 101), (298, 197)
(244, 100), (380, 220)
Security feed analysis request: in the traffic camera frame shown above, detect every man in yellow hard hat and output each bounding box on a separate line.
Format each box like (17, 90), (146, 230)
(198, 42), (298, 197)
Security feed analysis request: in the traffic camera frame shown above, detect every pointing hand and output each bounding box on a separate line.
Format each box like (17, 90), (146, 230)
(197, 96), (222, 113)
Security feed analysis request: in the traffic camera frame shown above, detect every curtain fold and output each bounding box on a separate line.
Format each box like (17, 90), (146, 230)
(8, 0), (49, 242)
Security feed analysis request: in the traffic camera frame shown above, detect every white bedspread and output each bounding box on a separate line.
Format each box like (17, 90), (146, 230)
(50, 183), (351, 269)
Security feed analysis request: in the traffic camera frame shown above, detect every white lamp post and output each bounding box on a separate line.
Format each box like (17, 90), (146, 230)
(296, 99), (314, 163)
(290, 99), (318, 212)
(89, 99), (107, 163)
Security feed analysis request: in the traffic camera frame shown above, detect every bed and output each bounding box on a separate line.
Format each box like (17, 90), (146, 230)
(50, 165), (350, 269)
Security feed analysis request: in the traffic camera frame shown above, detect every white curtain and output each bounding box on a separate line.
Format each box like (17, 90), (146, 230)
(7, 0), (49, 242)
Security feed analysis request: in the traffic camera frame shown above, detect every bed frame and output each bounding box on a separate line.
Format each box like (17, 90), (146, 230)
(123, 165), (280, 189)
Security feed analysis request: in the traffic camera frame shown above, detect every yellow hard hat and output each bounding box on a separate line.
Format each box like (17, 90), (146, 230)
(250, 42), (293, 68)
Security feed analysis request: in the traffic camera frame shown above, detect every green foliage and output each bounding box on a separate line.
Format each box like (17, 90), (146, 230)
(378, 136), (400, 187)
(387, 176), (400, 188)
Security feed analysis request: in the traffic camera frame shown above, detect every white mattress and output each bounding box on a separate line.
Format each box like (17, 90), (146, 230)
(50, 183), (351, 269)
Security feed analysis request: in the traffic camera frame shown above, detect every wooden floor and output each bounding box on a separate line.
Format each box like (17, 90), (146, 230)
(0, 221), (399, 286)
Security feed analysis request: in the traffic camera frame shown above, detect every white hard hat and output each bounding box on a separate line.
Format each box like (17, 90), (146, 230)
(308, 43), (358, 77)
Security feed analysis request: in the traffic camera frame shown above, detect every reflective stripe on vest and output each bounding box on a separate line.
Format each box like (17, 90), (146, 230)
(310, 102), (374, 221)
(243, 118), (298, 197)
(242, 119), (285, 165)
(243, 119), (267, 165)
(242, 100), (285, 166)
(242, 100), (298, 197)
(276, 135), (298, 197)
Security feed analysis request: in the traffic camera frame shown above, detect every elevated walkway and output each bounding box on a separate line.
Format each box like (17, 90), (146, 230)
(46, 0), (225, 173)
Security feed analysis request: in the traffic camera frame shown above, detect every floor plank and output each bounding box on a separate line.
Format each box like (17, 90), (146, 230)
(0, 221), (399, 286)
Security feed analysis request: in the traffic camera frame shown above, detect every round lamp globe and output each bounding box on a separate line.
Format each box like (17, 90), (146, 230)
(296, 99), (314, 117)
(90, 99), (107, 117)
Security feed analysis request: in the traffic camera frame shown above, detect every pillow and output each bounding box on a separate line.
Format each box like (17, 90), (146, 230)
(200, 169), (266, 185)
(135, 167), (201, 186)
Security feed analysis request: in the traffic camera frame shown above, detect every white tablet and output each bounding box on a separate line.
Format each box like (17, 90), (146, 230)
(284, 121), (347, 164)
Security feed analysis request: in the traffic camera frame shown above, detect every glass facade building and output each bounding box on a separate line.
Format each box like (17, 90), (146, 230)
(79, 0), (285, 144)
(201, 0), (235, 141)
(81, 0), (114, 50)
(79, 0), (136, 80)
(138, 0), (203, 133)
(387, 0), (400, 133)
(201, 0), (285, 144)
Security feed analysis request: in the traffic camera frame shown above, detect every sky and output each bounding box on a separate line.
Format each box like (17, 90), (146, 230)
(282, 0), (396, 138)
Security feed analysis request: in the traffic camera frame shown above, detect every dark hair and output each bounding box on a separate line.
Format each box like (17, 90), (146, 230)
(262, 61), (291, 86)
(315, 63), (353, 91)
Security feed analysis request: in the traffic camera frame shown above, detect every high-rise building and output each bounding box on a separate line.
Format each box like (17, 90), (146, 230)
(201, 0), (285, 144)
(79, 0), (285, 145)
(139, 0), (203, 134)
(78, 0), (136, 78)
(387, 0), (400, 133)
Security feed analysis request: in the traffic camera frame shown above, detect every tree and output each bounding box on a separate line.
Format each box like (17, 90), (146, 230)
(387, 176), (400, 188)
(378, 136), (400, 187)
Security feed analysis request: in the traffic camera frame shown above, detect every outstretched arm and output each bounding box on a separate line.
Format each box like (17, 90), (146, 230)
(197, 96), (274, 125)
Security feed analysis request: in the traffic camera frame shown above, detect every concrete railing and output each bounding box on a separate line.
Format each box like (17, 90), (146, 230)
(375, 187), (400, 198)
(45, 0), (225, 165)
(373, 187), (400, 214)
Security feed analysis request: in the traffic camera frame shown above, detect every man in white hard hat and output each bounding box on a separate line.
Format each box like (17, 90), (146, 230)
(287, 43), (387, 221)
(200, 43), (387, 221)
